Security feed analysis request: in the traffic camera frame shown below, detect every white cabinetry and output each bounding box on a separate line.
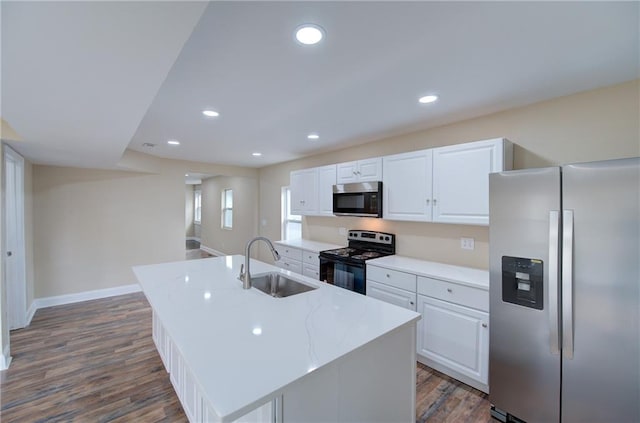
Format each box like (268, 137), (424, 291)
(316, 165), (337, 216)
(290, 168), (318, 215)
(417, 276), (489, 392)
(336, 157), (382, 184)
(366, 257), (489, 393)
(274, 242), (320, 280)
(290, 165), (336, 216)
(366, 265), (417, 311)
(432, 138), (512, 225)
(382, 138), (512, 225)
(382, 150), (433, 221)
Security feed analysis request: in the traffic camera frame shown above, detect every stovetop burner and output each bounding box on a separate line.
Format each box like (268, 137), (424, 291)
(319, 230), (395, 264)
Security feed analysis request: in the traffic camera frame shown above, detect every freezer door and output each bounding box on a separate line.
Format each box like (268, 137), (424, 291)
(489, 167), (561, 423)
(561, 158), (639, 422)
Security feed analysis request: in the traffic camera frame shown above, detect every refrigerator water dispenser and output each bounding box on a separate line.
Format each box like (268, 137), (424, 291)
(501, 256), (543, 310)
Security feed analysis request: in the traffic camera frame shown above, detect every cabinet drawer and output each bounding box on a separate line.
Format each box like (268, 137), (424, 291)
(303, 264), (320, 280)
(367, 265), (417, 292)
(302, 250), (319, 265)
(279, 257), (302, 275)
(367, 280), (417, 311)
(277, 245), (303, 261)
(418, 276), (488, 311)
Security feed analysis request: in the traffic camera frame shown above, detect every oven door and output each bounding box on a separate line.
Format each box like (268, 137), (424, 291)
(319, 257), (366, 295)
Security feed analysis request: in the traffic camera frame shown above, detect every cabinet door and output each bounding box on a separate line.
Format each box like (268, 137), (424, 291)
(367, 280), (416, 311)
(383, 150), (433, 221)
(336, 161), (359, 184)
(316, 165), (336, 216)
(356, 157), (382, 181)
(290, 168), (318, 214)
(182, 365), (201, 423)
(417, 295), (488, 385)
(432, 138), (505, 225)
(303, 264), (320, 280)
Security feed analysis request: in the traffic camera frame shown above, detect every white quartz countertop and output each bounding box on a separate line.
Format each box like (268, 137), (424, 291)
(367, 255), (489, 290)
(274, 238), (343, 253)
(133, 255), (420, 422)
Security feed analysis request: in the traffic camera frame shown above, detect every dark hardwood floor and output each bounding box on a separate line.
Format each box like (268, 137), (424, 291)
(0, 293), (490, 422)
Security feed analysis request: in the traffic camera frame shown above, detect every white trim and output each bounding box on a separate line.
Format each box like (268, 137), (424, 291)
(32, 284), (142, 310)
(26, 301), (37, 326)
(0, 345), (12, 371)
(200, 245), (226, 257)
(186, 236), (200, 242)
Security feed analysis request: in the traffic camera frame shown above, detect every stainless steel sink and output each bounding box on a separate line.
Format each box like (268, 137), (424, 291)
(251, 273), (317, 298)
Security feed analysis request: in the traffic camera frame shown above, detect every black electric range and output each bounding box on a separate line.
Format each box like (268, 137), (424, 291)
(319, 230), (396, 294)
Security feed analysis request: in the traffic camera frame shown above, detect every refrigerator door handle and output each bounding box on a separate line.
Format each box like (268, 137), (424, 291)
(562, 209), (575, 359)
(548, 210), (561, 354)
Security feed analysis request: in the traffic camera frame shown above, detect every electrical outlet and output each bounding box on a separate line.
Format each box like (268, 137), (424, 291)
(339, 227), (347, 236)
(461, 237), (475, 250)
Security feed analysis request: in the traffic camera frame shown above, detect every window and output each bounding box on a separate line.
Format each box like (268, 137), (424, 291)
(222, 189), (233, 229)
(282, 186), (301, 240)
(194, 189), (202, 224)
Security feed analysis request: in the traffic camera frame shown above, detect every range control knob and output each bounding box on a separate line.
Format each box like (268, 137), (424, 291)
(385, 236), (390, 241)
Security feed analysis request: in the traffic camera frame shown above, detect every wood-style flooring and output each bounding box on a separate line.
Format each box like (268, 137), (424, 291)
(1, 293), (490, 422)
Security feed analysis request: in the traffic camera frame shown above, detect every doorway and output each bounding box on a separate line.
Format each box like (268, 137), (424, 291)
(4, 146), (27, 330)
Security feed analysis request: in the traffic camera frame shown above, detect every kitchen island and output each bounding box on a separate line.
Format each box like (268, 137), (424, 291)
(133, 255), (420, 423)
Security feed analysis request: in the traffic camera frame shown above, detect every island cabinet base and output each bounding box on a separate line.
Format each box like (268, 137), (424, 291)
(152, 311), (417, 423)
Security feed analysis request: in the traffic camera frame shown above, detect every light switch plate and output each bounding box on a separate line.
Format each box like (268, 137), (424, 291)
(461, 237), (475, 250)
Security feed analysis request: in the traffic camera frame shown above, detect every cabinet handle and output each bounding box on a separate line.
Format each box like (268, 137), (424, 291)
(482, 323), (488, 328)
(433, 199), (437, 206)
(386, 274), (390, 278)
(426, 199), (430, 205)
(447, 288), (453, 293)
(410, 301), (414, 305)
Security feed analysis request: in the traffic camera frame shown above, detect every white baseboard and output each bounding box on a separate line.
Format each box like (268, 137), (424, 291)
(200, 245), (226, 257)
(0, 345), (12, 371)
(26, 301), (37, 326)
(32, 284), (142, 311)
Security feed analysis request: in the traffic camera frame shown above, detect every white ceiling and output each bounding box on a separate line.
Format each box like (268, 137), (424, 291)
(2, 1), (638, 169)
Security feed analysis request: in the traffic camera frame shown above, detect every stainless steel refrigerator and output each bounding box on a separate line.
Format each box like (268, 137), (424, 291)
(488, 157), (639, 423)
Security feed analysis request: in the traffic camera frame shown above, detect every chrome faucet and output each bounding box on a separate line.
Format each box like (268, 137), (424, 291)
(239, 237), (280, 289)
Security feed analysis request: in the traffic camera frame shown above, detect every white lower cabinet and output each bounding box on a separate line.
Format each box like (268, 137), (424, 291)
(416, 295), (489, 392)
(274, 243), (321, 281)
(367, 280), (416, 311)
(366, 259), (489, 393)
(153, 311), (272, 423)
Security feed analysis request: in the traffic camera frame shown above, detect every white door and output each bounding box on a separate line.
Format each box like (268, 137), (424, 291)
(383, 150), (433, 221)
(4, 147), (26, 330)
(417, 295), (489, 385)
(432, 138), (504, 225)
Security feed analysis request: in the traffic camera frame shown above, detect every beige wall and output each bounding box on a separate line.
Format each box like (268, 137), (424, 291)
(185, 184), (195, 238)
(32, 165), (186, 298)
(258, 80), (640, 269)
(200, 175), (258, 255)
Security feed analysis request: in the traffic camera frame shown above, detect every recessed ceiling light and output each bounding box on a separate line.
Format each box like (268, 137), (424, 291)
(307, 133), (320, 140)
(295, 24), (324, 45)
(252, 152), (262, 157)
(167, 140), (180, 145)
(418, 95), (438, 104)
(202, 110), (219, 117)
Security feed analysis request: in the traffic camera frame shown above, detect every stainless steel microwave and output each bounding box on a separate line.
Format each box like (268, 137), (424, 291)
(332, 182), (382, 217)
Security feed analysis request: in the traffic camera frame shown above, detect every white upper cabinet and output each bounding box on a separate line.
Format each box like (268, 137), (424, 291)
(432, 138), (512, 225)
(382, 138), (512, 225)
(290, 165), (336, 216)
(336, 157), (382, 184)
(290, 168), (318, 215)
(316, 164), (337, 216)
(383, 150), (433, 221)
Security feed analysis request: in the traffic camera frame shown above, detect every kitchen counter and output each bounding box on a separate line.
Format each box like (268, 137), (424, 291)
(273, 238), (343, 252)
(368, 255), (489, 290)
(134, 255), (420, 422)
